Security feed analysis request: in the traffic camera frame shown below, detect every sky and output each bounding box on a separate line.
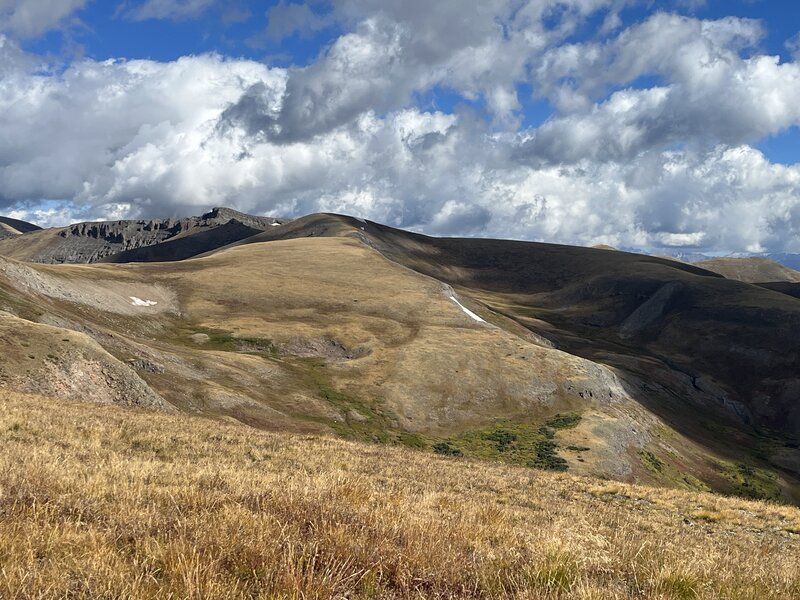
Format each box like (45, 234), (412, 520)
(2, 1), (800, 254)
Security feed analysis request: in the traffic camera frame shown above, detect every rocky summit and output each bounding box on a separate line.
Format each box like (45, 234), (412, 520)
(0, 207), (286, 264)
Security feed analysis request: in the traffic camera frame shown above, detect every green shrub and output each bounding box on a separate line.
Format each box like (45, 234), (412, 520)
(528, 440), (568, 471)
(433, 441), (462, 457)
(395, 432), (427, 449)
(485, 430), (516, 452)
(640, 450), (665, 473)
(545, 413), (582, 429)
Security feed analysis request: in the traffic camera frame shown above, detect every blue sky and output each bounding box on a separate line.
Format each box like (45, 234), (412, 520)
(25, 2), (338, 65)
(2, 0), (800, 253)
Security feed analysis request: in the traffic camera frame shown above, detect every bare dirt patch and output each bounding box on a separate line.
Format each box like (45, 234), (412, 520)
(0, 257), (177, 315)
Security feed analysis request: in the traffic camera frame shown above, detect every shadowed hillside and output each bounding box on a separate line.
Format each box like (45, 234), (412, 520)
(0, 216), (41, 239)
(757, 281), (800, 300)
(0, 211), (798, 503)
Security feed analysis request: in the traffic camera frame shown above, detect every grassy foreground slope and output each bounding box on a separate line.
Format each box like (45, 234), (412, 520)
(1, 391), (799, 600)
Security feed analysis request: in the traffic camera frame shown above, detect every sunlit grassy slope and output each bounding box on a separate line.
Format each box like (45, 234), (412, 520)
(2, 220), (800, 502)
(1, 391), (798, 599)
(695, 257), (800, 283)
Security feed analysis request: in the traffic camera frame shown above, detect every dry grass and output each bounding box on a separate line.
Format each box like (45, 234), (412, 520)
(4, 234), (799, 501)
(1, 391), (798, 599)
(695, 257), (800, 283)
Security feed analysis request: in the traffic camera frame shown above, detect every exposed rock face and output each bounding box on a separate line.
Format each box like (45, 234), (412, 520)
(0, 311), (172, 411)
(101, 219), (265, 263)
(0, 207), (285, 264)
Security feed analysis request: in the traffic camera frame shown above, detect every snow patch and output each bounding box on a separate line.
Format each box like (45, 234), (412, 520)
(449, 296), (486, 323)
(270, 222), (281, 227)
(130, 296), (158, 307)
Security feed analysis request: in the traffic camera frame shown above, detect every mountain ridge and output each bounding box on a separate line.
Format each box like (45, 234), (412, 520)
(0, 215), (42, 240)
(0, 210), (798, 503)
(0, 207), (286, 263)
(695, 256), (800, 283)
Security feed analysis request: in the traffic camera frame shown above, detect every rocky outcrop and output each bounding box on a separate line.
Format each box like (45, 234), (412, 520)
(0, 311), (172, 411)
(101, 219), (264, 263)
(0, 207), (285, 264)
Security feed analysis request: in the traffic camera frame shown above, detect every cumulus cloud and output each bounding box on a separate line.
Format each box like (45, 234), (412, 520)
(517, 46), (800, 166)
(2, 2), (800, 255)
(786, 31), (800, 61)
(0, 45), (285, 216)
(224, 0), (624, 142)
(533, 13), (765, 107)
(516, 12), (800, 165)
(0, 0), (88, 38)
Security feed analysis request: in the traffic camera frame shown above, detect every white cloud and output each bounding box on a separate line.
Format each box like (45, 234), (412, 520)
(0, 49), (285, 214)
(0, 0), (88, 38)
(786, 31), (800, 61)
(533, 13), (765, 109)
(516, 13), (800, 164)
(119, 0), (253, 23)
(2, 3), (800, 255)
(225, 0), (626, 141)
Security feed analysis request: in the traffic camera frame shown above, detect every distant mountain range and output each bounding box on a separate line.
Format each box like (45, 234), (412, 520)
(659, 249), (800, 272)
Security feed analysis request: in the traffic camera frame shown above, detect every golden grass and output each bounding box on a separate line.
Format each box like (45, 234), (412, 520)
(6, 234), (797, 503)
(1, 391), (798, 599)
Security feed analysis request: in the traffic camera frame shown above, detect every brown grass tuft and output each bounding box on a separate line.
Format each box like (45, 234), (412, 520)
(0, 390), (798, 599)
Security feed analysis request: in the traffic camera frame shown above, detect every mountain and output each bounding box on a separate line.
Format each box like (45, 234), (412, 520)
(659, 249), (800, 274)
(656, 250), (712, 264)
(0, 207), (285, 263)
(100, 219), (266, 263)
(696, 257), (800, 283)
(757, 281), (800, 300)
(0, 211), (798, 504)
(0, 215), (42, 240)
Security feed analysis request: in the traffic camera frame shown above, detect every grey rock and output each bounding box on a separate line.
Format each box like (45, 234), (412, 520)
(0, 207), (286, 264)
